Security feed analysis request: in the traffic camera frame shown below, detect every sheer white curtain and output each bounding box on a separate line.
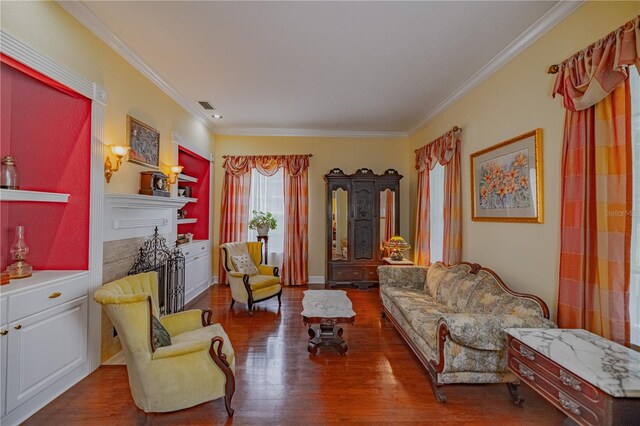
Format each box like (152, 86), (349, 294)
(630, 69), (639, 347)
(248, 169), (285, 270)
(429, 163), (445, 263)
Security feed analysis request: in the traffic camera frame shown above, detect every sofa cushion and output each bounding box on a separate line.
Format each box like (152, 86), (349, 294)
(425, 262), (448, 297)
(431, 264), (484, 311)
(439, 313), (556, 351)
(466, 274), (545, 317)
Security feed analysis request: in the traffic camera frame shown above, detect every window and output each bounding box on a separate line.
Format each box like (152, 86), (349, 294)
(429, 163), (445, 263)
(630, 69), (639, 347)
(247, 169), (285, 269)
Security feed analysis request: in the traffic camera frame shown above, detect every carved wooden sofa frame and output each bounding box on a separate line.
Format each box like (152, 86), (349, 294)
(380, 261), (550, 404)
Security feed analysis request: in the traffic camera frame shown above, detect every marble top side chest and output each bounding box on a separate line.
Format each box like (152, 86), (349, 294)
(506, 328), (640, 426)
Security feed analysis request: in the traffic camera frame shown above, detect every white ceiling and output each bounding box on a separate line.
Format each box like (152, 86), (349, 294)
(64, 1), (571, 136)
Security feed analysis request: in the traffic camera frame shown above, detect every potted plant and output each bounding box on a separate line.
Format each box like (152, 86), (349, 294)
(248, 210), (277, 236)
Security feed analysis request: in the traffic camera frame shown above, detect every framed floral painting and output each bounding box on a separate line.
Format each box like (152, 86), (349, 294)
(127, 115), (160, 168)
(470, 129), (543, 223)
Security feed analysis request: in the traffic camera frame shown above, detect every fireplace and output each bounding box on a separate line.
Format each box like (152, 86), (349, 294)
(128, 227), (185, 315)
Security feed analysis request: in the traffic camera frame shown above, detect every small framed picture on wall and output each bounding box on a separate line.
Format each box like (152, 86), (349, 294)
(127, 115), (160, 168)
(470, 128), (543, 223)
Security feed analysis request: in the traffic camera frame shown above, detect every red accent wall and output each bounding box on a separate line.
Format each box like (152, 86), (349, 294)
(178, 147), (210, 240)
(0, 56), (91, 271)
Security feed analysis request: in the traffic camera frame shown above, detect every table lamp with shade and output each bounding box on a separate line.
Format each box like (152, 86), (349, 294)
(383, 236), (411, 261)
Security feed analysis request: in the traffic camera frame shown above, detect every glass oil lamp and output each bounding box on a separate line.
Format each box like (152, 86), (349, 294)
(6, 225), (32, 279)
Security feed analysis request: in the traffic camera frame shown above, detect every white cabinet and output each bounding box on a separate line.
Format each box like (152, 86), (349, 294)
(182, 240), (211, 303)
(0, 272), (89, 426)
(6, 297), (87, 412)
(1, 295), (8, 419)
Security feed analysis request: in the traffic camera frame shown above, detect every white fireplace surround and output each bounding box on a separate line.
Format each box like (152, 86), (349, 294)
(104, 194), (187, 242)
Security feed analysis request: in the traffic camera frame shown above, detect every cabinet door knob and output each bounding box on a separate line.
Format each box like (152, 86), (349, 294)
(49, 292), (62, 299)
(0, 330), (7, 336)
(14, 324), (22, 330)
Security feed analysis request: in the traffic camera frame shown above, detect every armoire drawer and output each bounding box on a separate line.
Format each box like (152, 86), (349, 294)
(331, 265), (362, 281)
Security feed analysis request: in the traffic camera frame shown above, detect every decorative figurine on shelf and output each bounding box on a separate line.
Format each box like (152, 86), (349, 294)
(383, 236), (411, 261)
(1, 156), (19, 189)
(6, 225), (32, 279)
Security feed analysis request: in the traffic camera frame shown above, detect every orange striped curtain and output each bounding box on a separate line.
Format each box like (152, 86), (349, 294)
(218, 162), (251, 284)
(414, 130), (461, 266)
(282, 155), (310, 285)
(384, 189), (395, 242)
(554, 16), (638, 346)
(442, 138), (462, 265)
(414, 168), (431, 266)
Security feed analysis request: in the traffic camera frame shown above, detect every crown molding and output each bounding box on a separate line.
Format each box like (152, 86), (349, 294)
(58, 0), (583, 139)
(214, 127), (408, 139)
(407, 0), (584, 135)
(58, 1), (215, 131)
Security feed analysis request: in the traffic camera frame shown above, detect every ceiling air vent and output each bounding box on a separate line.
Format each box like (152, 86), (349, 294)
(197, 101), (215, 110)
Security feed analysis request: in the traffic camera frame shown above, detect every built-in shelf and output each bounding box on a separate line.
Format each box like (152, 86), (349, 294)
(0, 188), (70, 203)
(105, 194), (187, 209)
(178, 173), (198, 183)
(177, 218), (197, 224)
(178, 196), (198, 204)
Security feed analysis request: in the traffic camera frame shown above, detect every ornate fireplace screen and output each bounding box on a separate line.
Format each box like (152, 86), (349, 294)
(128, 227), (185, 315)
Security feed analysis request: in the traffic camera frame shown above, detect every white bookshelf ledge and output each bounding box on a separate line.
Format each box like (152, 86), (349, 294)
(177, 218), (198, 224)
(0, 189), (70, 203)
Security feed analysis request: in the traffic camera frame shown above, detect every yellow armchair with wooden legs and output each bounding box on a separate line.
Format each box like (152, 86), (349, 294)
(220, 241), (282, 311)
(94, 272), (235, 416)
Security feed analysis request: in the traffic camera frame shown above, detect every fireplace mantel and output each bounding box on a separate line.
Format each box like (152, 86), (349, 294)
(104, 194), (186, 242)
(105, 194), (187, 209)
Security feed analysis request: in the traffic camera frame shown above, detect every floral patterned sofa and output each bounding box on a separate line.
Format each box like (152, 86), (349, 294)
(378, 261), (555, 403)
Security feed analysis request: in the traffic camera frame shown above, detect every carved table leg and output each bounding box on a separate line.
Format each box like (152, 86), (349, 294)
(306, 321), (349, 355)
(506, 382), (524, 405)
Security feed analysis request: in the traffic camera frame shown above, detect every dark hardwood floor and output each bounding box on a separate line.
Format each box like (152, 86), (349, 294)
(24, 285), (565, 425)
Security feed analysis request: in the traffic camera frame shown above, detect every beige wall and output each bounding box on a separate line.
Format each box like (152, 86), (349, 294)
(408, 1), (640, 319)
(212, 135), (411, 279)
(1, 1), (213, 195)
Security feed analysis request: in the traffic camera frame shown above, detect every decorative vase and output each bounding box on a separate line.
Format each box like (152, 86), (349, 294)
(6, 225), (32, 279)
(1, 156), (19, 189)
(256, 225), (270, 236)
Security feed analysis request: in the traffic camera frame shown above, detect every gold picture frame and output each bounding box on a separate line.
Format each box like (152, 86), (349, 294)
(470, 129), (543, 223)
(127, 115), (160, 168)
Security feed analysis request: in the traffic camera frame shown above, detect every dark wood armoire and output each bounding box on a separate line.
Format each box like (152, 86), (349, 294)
(324, 168), (402, 289)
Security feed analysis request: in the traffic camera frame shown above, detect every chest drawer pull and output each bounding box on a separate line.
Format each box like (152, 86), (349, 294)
(559, 391), (581, 415)
(14, 324), (22, 330)
(559, 370), (582, 392)
(49, 292), (62, 299)
(519, 346), (535, 361)
(518, 364), (535, 381)
(0, 329), (7, 336)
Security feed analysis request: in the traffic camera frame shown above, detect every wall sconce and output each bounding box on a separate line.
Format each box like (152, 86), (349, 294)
(166, 165), (183, 190)
(104, 145), (131, 183)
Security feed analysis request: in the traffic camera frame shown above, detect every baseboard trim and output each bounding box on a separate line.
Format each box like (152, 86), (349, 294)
(308, 276), (325, 284)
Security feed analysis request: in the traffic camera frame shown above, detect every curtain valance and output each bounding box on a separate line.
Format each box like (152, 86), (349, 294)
(415, 129), (460, 172)
(552, 15), (639, 111)
(222, 154), (311, 177)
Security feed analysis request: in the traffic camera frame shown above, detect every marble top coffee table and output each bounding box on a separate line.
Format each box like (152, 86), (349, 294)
(301, 290), (356, 355)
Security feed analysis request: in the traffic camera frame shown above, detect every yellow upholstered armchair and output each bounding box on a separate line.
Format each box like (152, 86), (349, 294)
(94, 272), (235, 416)
(220, 241), (282, 311)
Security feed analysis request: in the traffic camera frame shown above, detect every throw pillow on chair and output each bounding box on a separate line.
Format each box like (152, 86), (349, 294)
(230, 254), (259, 276)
